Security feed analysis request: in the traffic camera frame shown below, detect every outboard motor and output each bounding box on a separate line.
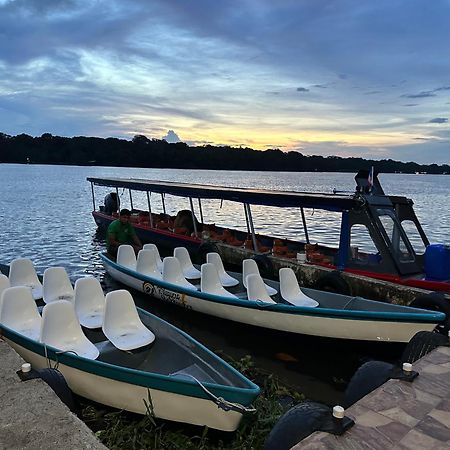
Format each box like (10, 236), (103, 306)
(104, 192), (118, 215)
(424, 244), (450, 280)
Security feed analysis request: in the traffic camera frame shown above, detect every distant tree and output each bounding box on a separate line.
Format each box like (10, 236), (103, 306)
(132, 134), (150, 145)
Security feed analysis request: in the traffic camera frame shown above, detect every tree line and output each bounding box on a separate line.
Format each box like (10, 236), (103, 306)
(0, 132), (449, 174)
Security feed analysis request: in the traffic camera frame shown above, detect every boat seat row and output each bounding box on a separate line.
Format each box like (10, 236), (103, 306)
(0, 274), (155, 356)
(116, 244), (318, 307)
(7, 258), (74, 304)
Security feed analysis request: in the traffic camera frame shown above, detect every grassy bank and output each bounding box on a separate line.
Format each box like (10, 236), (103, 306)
(80, 355), (305, 450)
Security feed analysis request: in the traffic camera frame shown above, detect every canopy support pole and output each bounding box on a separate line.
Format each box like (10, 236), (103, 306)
(90, 182), (96, 211)
(161, 193), (166, 215)
(243, 204), (251, 235)
(116, 187), (120, 210)
(338, 211), (350, 269)
(245, 203), (258, 252)
(189, 197), (198, 236)
(129, 189), (134, 211)
(146, 191), (153, 228)
(198, 198), (204, 224)
(301, 207), (310, 244)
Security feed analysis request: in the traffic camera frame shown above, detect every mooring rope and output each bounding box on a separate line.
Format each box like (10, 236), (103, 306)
(182, 374), (256, 414)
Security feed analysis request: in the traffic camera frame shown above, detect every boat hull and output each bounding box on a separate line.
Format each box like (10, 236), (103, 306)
(103, 260), (439, 343)
(5, 338), (242, 431)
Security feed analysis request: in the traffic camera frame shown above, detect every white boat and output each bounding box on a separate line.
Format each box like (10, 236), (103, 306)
(0, 268), (260, 432)
(100, 245), (447, 343)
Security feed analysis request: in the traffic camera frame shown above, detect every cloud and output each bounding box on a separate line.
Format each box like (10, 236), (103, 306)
(162, 129), (181, 143)
(428, 117), (448, 124)
(402, 91), (436, 99)
(1, 1), (450, 163)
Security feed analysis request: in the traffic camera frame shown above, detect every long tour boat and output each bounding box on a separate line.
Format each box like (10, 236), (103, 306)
(87, 170), (450, 305)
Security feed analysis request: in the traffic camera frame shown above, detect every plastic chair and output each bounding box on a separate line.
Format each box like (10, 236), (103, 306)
(0, 274), (10, 305)
(246, 274), (277, 304)
(40, 300), (99, 359)
(136, 249), (162, 279)
(174, 247), (201, 279)
(143, 244), (163, 271)
(0, 286), (42, 340)
(242, 259), (277, 296)
(162, 257), (197, 290)
(117, 245), (136, 270)
(279, 268), (319, 307)
(103, 290), (155, 351)
(201, 263), (237, 299)
(73, 277), (106, 329)
(9, 258), (43, 300)
(206, 253), (239, 287)
(43, 267), (74, 304)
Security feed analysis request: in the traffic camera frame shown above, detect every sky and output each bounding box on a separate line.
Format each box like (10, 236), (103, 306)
(0, 0), (449, 164)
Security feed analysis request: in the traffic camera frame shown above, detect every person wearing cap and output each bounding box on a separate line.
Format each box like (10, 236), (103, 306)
(106, 208), (143, 256)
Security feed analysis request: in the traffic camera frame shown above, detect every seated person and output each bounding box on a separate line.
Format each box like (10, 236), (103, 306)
(106, 209), (143, 256)
(104, 192), (119, 215)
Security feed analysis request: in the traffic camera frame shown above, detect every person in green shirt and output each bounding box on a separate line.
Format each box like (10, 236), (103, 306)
(107, 209), (143, 256)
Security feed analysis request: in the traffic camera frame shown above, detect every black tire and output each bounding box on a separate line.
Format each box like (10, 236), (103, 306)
(264, 401), (331, 450)
(252, 254), (274, 279)
(401, 330), (449, 364)
(343, 361), (394, 408)
(196, 242), (220, 263)
(36, 368), (76, 411)
(409, 292), (450, 335)
(315, 271), (351, 295)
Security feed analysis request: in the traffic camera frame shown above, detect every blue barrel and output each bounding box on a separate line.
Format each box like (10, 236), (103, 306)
(425, 244), (450, 281)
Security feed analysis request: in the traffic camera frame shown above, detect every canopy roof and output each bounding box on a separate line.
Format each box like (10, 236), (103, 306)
(87, 177), (361, 211)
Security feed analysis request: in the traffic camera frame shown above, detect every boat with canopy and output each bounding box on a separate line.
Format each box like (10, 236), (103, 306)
(87, 170), (450, 304)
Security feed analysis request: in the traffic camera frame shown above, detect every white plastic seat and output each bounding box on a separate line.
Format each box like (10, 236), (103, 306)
(279, 268), (319, 307)
(136, 249), (162, 279)
(40, 300), (99, 359)
(103, 290), (155, 351)
(201, 263), (237, 299)
(0, 274), (10, 305)
(162, 257), (197, 290)
(246, 274), (277, 304)
(242, 259), (277, 296)
(206, 252), (239, 287)
(43, 267), (74, 304)
(9, 258), (43, 300)
(73, 277), (106, 329)
(143, 244), (163, 271)
(0, 286), (42, 340)
(117, 244), (136, 270)
(174, 247), (201, 279)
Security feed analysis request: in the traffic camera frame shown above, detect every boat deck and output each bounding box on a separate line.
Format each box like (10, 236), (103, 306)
(292, 344), (450, 449)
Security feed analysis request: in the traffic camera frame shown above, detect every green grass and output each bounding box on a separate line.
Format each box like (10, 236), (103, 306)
(80, 354), (305, 450)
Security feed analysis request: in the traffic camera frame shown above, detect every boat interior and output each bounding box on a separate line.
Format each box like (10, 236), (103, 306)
(105, 208), (343, 266)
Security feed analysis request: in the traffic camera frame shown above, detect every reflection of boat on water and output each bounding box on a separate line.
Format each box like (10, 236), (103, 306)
(100, 246), (446, 343)
(87, 170), (450, 304)
(0, 264), (259, 431)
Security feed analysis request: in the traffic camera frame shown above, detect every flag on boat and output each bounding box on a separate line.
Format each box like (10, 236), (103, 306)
(367, 166), (374, 192)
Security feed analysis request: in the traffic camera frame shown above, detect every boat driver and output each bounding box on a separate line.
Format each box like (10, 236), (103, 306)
(106, 208), (143, 257)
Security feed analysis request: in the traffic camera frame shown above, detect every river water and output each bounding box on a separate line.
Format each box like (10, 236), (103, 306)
(1, 164), (449, 404)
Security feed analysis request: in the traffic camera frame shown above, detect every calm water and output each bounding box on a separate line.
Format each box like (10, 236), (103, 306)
(1, 164), (449, 403)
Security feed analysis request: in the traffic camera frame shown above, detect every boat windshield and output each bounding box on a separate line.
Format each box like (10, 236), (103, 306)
(376, 208), (415, 263)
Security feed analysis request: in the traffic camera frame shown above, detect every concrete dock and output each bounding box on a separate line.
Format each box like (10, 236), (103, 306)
(0, 337), (106, 450)
(292, 345), (450, 449)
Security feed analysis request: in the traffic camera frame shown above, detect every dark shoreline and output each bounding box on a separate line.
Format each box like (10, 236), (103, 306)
(1, 132), (449, 174)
